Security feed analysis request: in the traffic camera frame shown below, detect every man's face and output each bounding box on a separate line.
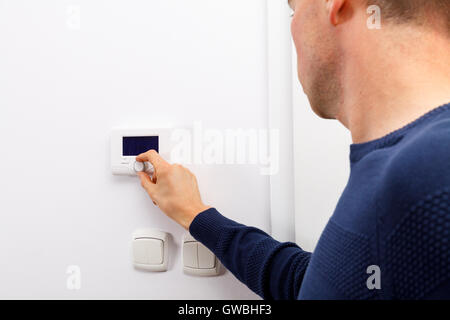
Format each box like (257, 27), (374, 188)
(289, 0), (342, 119)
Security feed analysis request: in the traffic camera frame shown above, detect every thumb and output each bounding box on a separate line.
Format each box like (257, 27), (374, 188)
(137, 172), (157, 197)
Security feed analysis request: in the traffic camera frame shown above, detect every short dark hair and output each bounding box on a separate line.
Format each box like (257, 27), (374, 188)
(367, 0), (450, 32)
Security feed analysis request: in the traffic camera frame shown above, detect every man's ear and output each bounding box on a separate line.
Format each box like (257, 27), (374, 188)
(327, 0), (346, 26)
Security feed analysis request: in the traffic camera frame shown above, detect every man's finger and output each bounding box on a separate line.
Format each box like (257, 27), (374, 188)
(137, 172), (156, 197)
(136, 149), (169, 171)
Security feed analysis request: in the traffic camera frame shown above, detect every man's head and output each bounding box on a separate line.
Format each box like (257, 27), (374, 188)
(288, 0), (450, 120)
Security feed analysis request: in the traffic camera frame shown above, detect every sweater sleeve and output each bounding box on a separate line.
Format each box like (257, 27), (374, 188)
(189, 208), (311, 300)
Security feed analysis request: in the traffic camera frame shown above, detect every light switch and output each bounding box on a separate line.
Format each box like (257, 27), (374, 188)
(198, 245), (216, 269)
(183, 242), (198, 268)
(182, 233), (220, 276)
(133, 239), (163, 265)
(132, 229), (169, 272)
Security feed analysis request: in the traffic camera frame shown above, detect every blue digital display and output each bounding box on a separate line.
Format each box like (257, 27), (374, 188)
(122, 136), (159, 156)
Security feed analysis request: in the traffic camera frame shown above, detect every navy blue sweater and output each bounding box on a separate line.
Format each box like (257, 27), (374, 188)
(190, 103), (450, 300)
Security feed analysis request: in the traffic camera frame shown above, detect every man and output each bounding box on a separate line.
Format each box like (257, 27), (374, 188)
(136, 0), (450, 299)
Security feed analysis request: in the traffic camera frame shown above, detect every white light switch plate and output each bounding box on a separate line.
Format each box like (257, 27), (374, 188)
(132, 229), (169, 272)
(182, 233), (220, 276)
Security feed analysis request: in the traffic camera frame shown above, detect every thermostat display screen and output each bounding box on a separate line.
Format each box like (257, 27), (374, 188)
(122, 136), (159, 156)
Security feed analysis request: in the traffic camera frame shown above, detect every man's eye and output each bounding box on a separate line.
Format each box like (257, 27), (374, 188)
(290, 12), (294, 18)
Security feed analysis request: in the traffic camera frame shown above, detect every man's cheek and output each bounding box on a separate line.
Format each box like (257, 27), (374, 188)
(292, 28), (307, 69)
(297, 56), (308, 87)
(291, 21), (303, 56)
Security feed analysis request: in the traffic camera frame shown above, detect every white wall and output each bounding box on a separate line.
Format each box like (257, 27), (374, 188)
(0, 0), (275, 299)
(291, 46), (352, 252)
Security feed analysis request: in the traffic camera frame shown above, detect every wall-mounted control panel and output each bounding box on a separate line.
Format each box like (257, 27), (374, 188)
(132, 229), (169, 272)
(182, 233), (220, 276)
(111, 128), (171, 176)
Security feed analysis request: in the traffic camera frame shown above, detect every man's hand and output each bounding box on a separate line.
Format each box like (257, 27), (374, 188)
(136, 150), (210, 230)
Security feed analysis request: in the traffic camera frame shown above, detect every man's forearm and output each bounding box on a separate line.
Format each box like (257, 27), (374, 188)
(189, 208), (312, 300)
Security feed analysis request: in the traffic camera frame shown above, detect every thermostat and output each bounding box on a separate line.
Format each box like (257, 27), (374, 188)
(111, 128), (171, 176)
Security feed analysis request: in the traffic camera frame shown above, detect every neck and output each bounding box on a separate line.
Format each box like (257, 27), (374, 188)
(336, 27), (450, 144)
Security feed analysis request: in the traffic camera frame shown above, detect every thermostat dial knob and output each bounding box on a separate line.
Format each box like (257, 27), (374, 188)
(144, 162), (155, 174)
(133, 161), (146, 173)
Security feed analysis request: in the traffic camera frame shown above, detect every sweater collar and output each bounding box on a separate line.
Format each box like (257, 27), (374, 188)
(349, 103), (450, 164)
